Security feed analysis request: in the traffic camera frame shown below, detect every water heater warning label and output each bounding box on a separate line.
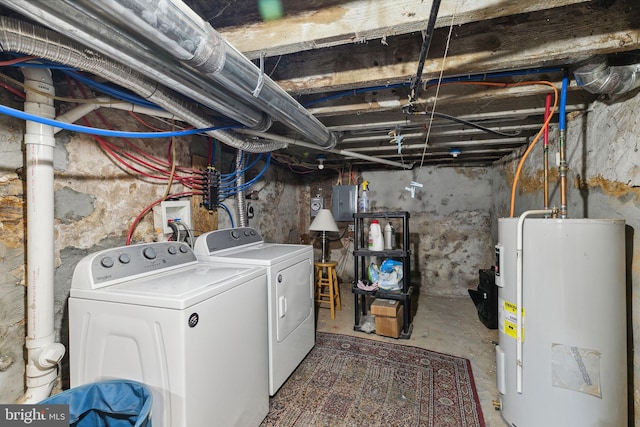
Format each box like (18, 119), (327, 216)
(499, 297), (524, 341)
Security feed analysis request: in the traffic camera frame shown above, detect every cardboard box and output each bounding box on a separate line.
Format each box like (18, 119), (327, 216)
(371, 299), (403, 338)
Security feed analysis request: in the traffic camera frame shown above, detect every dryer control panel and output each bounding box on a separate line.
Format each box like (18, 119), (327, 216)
(197, 227), (263, 253)
(72, 242), (197, 290)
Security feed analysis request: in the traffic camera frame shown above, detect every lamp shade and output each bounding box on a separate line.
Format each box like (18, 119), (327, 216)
(309, 209), (339, 232)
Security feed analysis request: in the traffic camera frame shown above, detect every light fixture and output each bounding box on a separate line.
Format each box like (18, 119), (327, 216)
(449, 148), (461, 158)
(316, 154), (326, 169)
(309, 209), (339, 263)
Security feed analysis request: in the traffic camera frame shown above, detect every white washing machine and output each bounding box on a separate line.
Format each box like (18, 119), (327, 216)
(193, 227), (315, 396)
(69, 241), (269, 427)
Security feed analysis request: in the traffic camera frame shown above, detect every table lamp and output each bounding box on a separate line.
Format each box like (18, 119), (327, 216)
(309, 209), (339, 263)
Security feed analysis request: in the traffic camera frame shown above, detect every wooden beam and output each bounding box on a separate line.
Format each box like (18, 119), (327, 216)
(267, 0), (640, 93)
(308, 81), (591, 117)
(218, 0), (591, 60)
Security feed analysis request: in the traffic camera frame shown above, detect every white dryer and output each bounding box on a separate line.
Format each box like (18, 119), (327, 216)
(69, 241), (269, 427)
(193, 227), (315, 396)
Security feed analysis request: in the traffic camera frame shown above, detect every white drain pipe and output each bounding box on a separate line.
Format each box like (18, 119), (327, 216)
(515, 209), (552, 394)
(20, 67), (65, 403)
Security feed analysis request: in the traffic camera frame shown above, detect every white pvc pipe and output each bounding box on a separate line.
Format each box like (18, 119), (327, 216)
(53, 98), (182, 134)
(515, 209), (552, 394)
(21, 67), (65, 403)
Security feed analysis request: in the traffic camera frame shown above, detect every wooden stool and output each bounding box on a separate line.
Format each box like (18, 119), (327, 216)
(314, 261), (342, 319)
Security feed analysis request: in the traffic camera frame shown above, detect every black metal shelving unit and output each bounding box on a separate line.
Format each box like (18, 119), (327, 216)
(352, 211), (413, 339)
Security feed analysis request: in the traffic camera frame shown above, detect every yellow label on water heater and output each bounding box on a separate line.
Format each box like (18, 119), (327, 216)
(501, 299), (525, 341)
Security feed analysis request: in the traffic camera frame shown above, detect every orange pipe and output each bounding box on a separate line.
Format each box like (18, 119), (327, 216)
(509, 82), (558, 217)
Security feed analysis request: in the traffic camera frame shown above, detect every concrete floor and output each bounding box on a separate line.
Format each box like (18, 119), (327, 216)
(315, 279), (508, 427)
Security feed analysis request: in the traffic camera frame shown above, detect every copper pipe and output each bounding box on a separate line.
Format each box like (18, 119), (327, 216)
(559, 129), (568, 218)
(543, 94), (552, 211)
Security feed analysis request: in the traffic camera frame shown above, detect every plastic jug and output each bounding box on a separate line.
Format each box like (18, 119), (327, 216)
(368, 219), (384, 251)
(384, 222), (395, 250)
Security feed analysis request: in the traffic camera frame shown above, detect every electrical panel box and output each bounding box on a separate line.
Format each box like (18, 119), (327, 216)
(332, 185), (357, 222)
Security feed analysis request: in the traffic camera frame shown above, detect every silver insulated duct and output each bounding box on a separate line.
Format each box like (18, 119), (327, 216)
(574, 56), (640, 95)
(0, 0), (337, 150)
(91, 0), (337, 149)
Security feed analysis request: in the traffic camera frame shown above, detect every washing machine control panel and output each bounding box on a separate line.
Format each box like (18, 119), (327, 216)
(200, 227), (263, 253)
(72, 242), (197, 289)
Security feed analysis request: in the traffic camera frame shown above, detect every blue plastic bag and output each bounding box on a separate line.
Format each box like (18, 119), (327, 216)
(380, 258), (402, 273)
(40, 380), (152, 427)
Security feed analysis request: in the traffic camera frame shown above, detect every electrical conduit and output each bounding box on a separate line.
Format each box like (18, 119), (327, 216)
(21, 67), (65, 403)
(236, 150), (247, 228)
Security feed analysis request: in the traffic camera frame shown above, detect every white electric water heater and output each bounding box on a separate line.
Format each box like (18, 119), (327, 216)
(495, 218), (627, 427)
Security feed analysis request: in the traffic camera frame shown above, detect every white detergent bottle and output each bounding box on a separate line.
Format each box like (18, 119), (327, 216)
(368, 219), (384, 251)
(384, 222), (395, 250)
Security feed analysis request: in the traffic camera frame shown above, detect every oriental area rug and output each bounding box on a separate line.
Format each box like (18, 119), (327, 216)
(261, 332), (485, 427)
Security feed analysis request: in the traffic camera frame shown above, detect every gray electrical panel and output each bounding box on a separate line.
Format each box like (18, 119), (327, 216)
(332, 185), (358, 222)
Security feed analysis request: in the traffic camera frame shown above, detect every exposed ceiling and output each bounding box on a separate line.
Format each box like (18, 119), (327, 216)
(2, 0), (640, 170)
(191, 0), (640, 169)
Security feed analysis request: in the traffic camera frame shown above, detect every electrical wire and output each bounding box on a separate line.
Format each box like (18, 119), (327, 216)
(408, 110), (521, 137)
(126, 191), (196, 244)
(175, 220), (194, 247)
(0, 55), (37, 66)
(419, 1), (457, 168)
(301, 66), (564, 110)
(128, 110), (188, 132)
(167, 221), (181, 242)
(0, 72), (123, 105)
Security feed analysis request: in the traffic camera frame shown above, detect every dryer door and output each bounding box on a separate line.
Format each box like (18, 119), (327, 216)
(275, 258), (313, 342)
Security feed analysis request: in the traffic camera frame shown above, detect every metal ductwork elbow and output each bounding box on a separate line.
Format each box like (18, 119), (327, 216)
(574, 56), (640, 95)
